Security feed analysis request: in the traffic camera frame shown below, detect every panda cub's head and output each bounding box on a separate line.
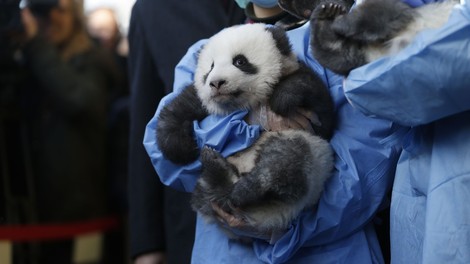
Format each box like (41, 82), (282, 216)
(194, 23), (299, 115)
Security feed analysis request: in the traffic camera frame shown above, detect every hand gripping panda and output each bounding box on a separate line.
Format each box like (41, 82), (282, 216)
(156, 23), (335, 238)
(279, 0), (458, 75)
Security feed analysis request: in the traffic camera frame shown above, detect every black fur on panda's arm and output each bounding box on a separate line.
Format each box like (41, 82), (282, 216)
(310, 0), (415, 75)
(156, 85), (209, 165)
(269, 62), (335, 139)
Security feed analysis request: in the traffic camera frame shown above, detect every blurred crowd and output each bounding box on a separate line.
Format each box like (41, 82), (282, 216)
(0, 0), (245, 263)
(0, 0), (132, 263)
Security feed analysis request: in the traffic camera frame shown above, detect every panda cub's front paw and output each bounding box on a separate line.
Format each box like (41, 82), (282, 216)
(312, 2), (347, 20)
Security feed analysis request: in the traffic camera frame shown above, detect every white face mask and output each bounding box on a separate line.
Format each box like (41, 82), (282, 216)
(234, 0), (250, 8)
(250, 0), (279, 8)
(234, 0), (279, 8)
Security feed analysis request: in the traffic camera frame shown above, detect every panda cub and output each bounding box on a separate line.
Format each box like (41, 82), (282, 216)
(279, 0), (457, 75)
(156, 23), (335, 238)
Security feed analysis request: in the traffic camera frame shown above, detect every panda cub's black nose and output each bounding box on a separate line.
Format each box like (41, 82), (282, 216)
(209, 80), (226, 90)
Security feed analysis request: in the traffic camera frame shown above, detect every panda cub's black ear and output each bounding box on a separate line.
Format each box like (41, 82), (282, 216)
(265, 26), (293, 56)
(196, 44), (206, 59)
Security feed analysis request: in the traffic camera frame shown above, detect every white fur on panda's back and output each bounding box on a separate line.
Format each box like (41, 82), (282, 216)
(367, 0), (457, 61)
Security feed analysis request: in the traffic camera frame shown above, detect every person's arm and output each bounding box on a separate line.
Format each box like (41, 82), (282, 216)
(127, 2), (167, 260)
(251, 66), (406, 263)
(344, 0), (470, 126)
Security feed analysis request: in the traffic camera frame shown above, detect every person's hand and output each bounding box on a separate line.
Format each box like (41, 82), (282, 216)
(212, 202), (248, 228)
(21, 8), (39, 40)
(134, 252), (167, 264)
(247, 105), (318, 133)
(264, 107), (318, 134)
(211, 202), (272, 240)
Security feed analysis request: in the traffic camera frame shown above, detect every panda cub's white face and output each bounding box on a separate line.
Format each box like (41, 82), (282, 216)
(194, 23), (294, 115)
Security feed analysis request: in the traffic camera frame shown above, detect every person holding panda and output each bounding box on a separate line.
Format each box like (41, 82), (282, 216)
(128, 1), (311, 264)
(143, 1), (408, 264)
(343, 0), (470, 263)
(127, 1), (246, 264)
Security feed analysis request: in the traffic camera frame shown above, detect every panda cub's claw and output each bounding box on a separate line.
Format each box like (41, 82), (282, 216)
(200, 146), (221, 164)
(200, 147), (226, 175)
(200, 146), (236, 182)
(312, 2), (347, 20)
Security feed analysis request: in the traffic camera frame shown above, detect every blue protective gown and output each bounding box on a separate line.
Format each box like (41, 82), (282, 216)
(344, 1), (470, 263)
(144, 23), (406, 263)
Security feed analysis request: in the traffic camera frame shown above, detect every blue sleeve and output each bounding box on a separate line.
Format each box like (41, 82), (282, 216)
(401, 0), (446, 7)
(143, 40), (261, 192)
(252, 68), (406, 263)
(344, 1), (470, 126)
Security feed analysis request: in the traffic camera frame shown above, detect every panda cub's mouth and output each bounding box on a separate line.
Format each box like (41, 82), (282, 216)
(211, 90), (244, 107)
(211, 89), (243, 100)
(210, 89), (246, 111)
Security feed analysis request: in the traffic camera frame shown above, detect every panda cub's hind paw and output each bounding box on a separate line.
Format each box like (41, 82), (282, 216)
(312, 2), (347, 20)
(200, 146), (233, 177)
(200, 146), (221, 163)
(201, 146), (227, 174)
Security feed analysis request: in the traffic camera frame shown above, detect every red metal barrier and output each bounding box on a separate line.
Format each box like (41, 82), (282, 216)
(0, 216), (119, 242)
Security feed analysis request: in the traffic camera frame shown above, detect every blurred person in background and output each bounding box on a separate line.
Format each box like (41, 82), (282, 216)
(85, 4), (130, 218)
(87, 7), (123, 54)
(85, 5), (131, 262)
(237, 0), (307, 29)
(86, 6), (128, 73)
(127, 1), (244, 263)
(0, 0), (122, 262)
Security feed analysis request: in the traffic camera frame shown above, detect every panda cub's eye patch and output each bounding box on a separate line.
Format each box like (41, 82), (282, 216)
(233, 55), (247, 66)
(232, 54), (258, 74)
